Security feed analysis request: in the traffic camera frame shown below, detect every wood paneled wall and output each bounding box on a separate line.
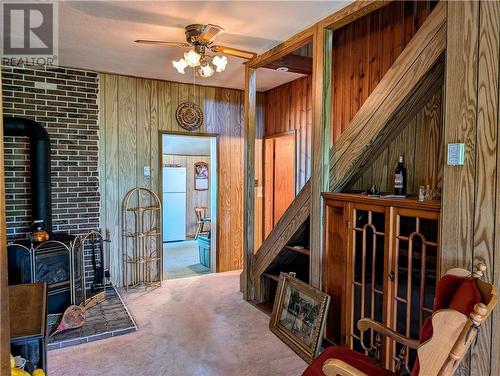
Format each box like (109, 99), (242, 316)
(163, 154), (210, 237)
(99, 74), (247, 285)
(264, 75), (312, 191)
(331, 0), (438, 145)
(442, 1), (500, 375)
(350, 87), (443, 193)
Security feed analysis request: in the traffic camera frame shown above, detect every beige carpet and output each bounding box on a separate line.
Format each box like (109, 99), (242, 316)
(48, 271), (307, 376)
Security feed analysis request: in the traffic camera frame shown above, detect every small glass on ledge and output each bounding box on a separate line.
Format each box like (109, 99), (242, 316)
(419, 186), (426, 202)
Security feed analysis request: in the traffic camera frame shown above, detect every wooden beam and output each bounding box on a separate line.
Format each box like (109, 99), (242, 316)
(248, 27), (314, 69)
(310, 25), (333, 288)
(242, 65), (257, 301)
(0, 69), (10, 374)
(254, 180), (311, 280)
(263, 54), (312, 75)
(329, 1), (446, 190)
(320, 0), (390, 30)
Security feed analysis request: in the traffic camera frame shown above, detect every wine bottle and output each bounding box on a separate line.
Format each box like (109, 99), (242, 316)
(394, 156), (407, 195)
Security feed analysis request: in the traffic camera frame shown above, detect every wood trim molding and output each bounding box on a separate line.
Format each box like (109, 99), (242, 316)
(319, 0), (390, 30)
(248, 28), (314, 69)
(310, 25), (333, 288)
(243, 65), (257, 300)
(0, 69), (10, 374)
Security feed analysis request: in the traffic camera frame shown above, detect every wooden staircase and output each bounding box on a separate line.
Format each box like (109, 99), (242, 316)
(252, 179), (311, 307)
(247, 2), (446, 310)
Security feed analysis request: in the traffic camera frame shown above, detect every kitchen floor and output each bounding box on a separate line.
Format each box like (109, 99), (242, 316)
(48, 271), (307, 376)
(163, 239), (211, 279)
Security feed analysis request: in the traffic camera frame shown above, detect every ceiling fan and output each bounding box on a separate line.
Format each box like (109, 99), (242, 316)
(135, 24), (257, 77)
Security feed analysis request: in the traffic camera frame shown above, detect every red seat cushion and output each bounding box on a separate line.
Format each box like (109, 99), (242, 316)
(302, 346), (395, 376)
(411, 276), (483, 376)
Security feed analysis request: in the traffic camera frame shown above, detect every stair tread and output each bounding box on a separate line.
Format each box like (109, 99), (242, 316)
(262, 272), (280, 282)
(284, 245), (310, 256)
(251, 301), (274, 316)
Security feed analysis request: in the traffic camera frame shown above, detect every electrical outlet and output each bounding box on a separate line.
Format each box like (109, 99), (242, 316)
(143, 166), (151, 176)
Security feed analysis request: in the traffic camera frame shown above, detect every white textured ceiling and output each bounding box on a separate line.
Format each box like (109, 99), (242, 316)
(57, 1), (351, 91)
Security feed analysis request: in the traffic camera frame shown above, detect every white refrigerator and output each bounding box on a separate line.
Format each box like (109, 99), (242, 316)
(162, 167), (186, 242)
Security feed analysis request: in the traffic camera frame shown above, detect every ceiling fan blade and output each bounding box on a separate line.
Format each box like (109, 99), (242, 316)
(211, 45), (257, 60)
(135, 40), (190, 47)
(197, 24), (224, 44)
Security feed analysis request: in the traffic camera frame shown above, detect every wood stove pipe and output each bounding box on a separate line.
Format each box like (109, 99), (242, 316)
(3, 116), (52, 233)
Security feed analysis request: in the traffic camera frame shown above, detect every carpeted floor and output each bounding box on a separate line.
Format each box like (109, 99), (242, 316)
(48, 271), (307, 376)
(164, 239), (211, 280)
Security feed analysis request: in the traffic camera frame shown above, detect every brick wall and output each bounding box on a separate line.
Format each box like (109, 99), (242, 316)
(2, 65), (100, 284)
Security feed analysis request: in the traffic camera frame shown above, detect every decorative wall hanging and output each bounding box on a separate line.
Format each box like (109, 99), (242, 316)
(176, 102), (204, 131)
(194, 161), (209, 191)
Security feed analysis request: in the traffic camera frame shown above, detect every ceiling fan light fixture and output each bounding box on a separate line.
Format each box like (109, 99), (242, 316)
(172, 58), (188, 74)
(200, 64), (215, 78)
(212, 55), (228, 72)
(184, 49), (201, 67)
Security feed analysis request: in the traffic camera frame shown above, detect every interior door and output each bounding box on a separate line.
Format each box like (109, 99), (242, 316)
(264, 133), (296, 237)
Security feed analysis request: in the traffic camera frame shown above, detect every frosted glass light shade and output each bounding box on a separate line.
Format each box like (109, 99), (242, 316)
(200, 64), (215, 77)
(212, 55), (227, 72)
(184, 49), (201, 67)
(172, 58), (188, 74)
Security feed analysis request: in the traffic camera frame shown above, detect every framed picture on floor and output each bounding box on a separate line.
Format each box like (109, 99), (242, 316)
(194, 162), (209, 191)
(270, 272), (330, 363)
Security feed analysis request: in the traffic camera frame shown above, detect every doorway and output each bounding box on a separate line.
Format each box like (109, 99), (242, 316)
(160, 133), (218, 280)
(264, 131), (296, 238)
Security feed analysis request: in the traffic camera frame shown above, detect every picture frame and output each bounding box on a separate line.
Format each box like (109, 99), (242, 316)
(270, 272), (330, 363)
(194, 161), (209, 191)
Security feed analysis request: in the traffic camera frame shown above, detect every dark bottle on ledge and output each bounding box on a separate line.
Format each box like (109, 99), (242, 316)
(394, 155), (407, 195)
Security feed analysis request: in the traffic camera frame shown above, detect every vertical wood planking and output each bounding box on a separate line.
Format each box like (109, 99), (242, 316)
(150, 81), (159, 195)
(350, 87), (442, 195)
(118, 76), (137, 286)
(471, 1), (500, 374)
(103, 74), (120, 285)
(137, 79), (152, 190)
(99, 74), (246, 282)
(263, 74), (312, 191)
(441, 0), (479, 276)
(330, 1), (435, 147)
(414, 89), (442, 189)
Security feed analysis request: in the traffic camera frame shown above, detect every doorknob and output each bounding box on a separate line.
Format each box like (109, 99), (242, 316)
(389, 271), (395, 281)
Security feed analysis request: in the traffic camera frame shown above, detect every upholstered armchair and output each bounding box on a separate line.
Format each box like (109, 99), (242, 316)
(303, 263), (497, 376)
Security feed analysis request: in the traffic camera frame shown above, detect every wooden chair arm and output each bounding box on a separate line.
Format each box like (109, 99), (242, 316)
(358, 318), (419, 349)
(322, 359), (368, 376)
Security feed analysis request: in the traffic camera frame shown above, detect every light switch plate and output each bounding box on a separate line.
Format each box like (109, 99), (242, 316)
(447, 143), (465, 166)
(143, 166), (151, 176)
(256, 186), (263, 198)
